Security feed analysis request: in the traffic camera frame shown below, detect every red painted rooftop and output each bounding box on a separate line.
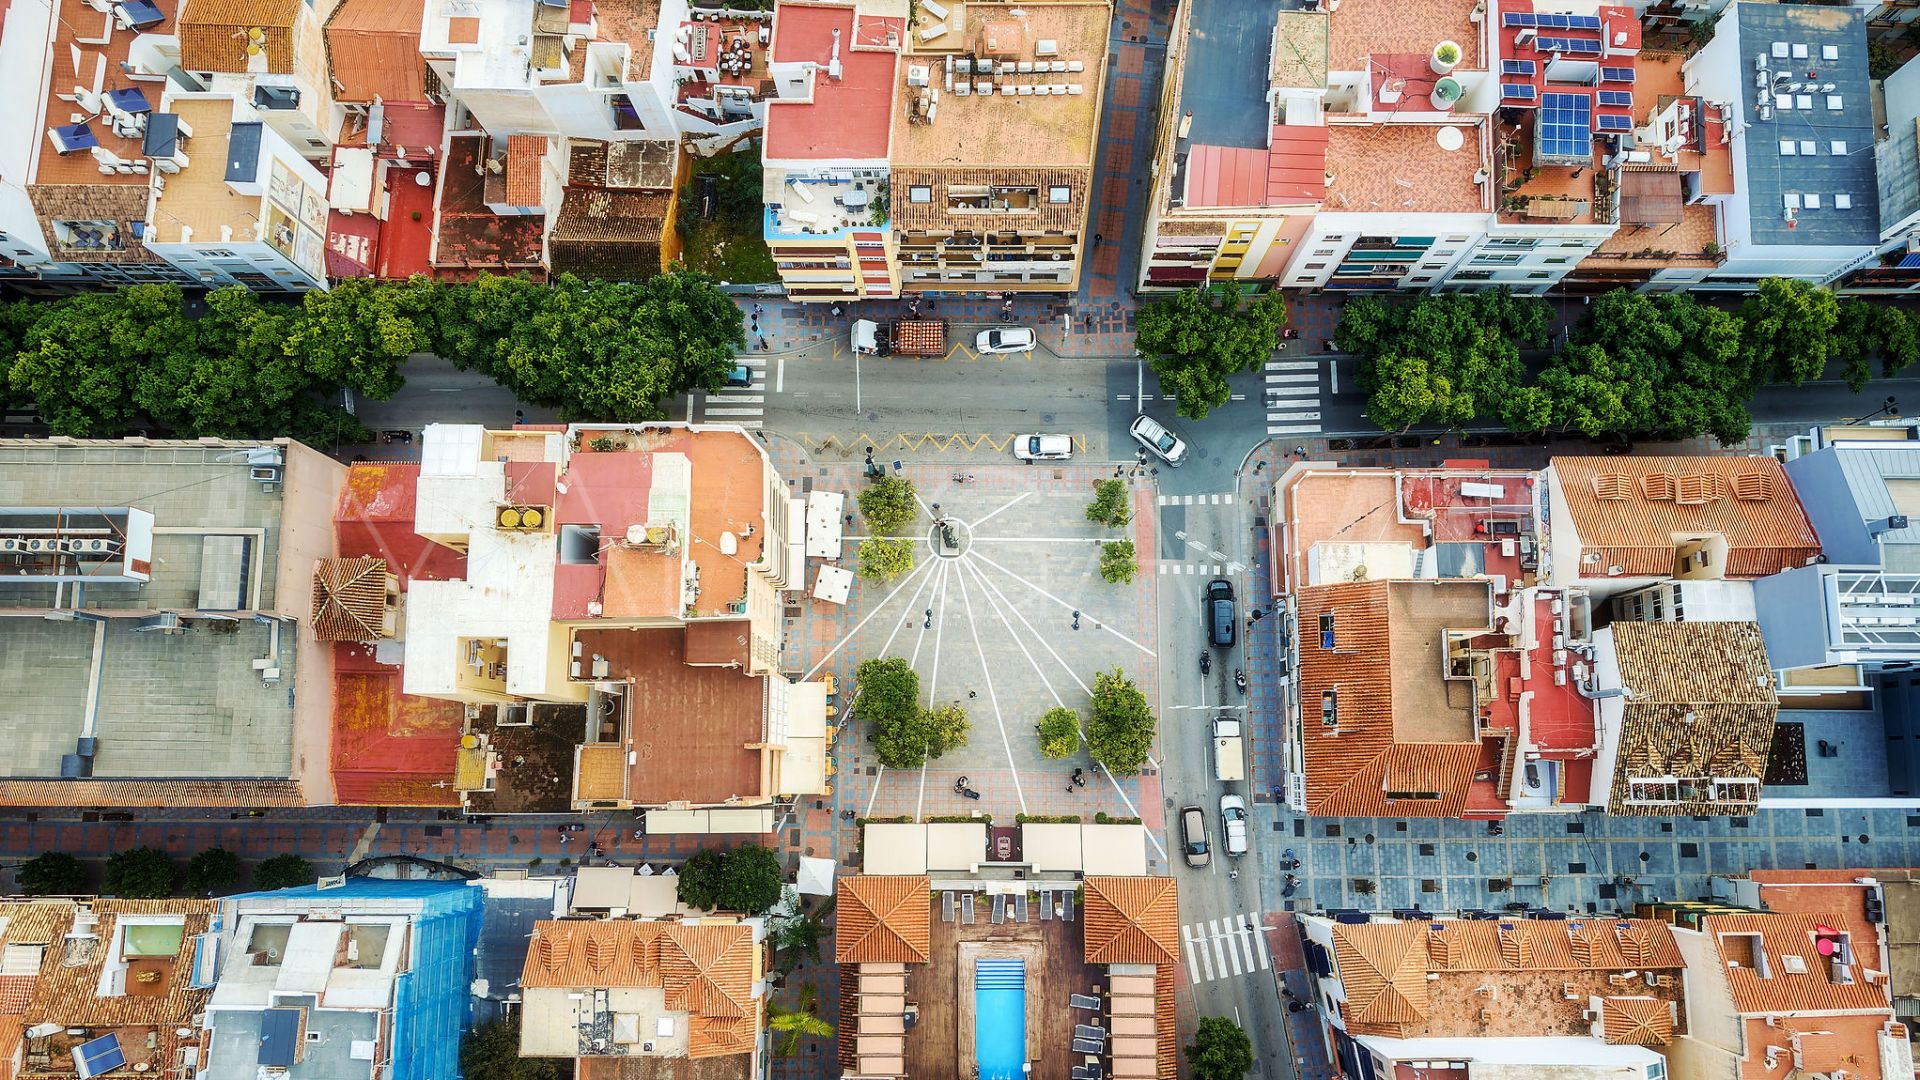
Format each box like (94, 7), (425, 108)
(764, 3), (897, 161)
(1496, 1), (1640, 126)
(1184, 126), (1328, 208)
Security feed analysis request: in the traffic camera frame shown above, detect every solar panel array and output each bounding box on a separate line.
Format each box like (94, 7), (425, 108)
(1536, 36), (1603, 54)
(1597, 90), (1633, 107)
(1503, 11), (1604, 28)
(1539, 92), (1592, 157)
(1502, 84), (1539, 102)
(1601, 66), (1635, 82)
(1596, 114), (1633, 132)
(1501, 59), (1537, 76)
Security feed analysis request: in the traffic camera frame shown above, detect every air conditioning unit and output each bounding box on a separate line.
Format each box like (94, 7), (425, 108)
(0, 538), (26, 553)
(250, 465), (281, 483)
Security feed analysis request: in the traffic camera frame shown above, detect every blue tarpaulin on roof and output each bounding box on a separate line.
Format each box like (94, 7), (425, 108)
(259, 1007), (300, 1067)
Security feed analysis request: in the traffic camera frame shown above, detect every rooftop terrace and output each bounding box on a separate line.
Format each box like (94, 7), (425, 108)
(888, 0), (1107, 167)
(30, 0), (178, 188)
(1323, 123), (1488, 215)
(764, 3), (898, 162)
(1329, 0), (1481, 75)
(1178, 0), (1291, 149)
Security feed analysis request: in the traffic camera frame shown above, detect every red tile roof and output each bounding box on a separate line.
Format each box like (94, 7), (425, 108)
(1184, 127), (1329, 209)
(834, 876), (931, 964)
(1551, 456), (1820, 579)
(1702, 912), (1890, 1016)
(1082, 877), (1179, 965)
(1294, 579), (1490, 816)
(505, 135), (547, 207)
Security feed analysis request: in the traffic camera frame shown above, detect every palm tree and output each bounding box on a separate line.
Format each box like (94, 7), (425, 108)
(768, 1003), (834, 1057)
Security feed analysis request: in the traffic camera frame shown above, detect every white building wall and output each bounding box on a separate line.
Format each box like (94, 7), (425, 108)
(1281, 212), (1490, 289)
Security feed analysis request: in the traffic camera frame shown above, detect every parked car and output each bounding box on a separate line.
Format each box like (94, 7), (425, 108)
(1205, 579), (1236, 649)
(1179, 805), (1210, 868)
(975, 326), (1037, 354)
(723, 364), (754, 388)
(1128, 414), (1188, 466)
(1013, 433), (1074, 461)
(1219, 794), (1248, 857)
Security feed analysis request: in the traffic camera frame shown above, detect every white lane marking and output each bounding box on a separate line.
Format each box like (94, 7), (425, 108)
(969, 550), (1156, 657)
(1210, 920), (1234, 977)
(776, 355), (786, 392)
(1250, 912), (1272, 969)
(1267, 359), (1318, 371)
(954, 556), (1028, 815)
(1267, 424), (1321, 435)
(1265, 373), (1318, 384)
(707, 393), (765, 404)
(803, 556), (938, 679)
(1267, 410), (1322, 422)
(704, 407), (765, 416)
(1235, 919), (1258, 972)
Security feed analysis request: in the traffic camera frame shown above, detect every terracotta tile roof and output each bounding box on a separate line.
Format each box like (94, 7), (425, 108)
(0, 903), (75, 947)
(311, 557), (390, 641)
(325, 0), (428, 102)
(177, 0), (301, 73)
(0, 979), (34, 1016)
(1082, 877), (1179, 966)
(1154, 963), (1177, 1080)
(1703, 912), (1892, 1015)
(1601, 995), (1674, 1045)
(833, 877), (931, 964)
(1550, 456), (1819, 579)
(519, 920), (758, 1058)
(27, 902), (215, 1029)
(549, 188), (671, 280)
(888, 167), (1093, 232)
(1332, 921), (1430, 1030)
(1294, 580), (1489, 816)
(506, 135), (547, 208)
(1606, 621), (1777, 816)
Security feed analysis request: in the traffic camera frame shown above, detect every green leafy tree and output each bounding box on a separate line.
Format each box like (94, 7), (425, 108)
(1099, 540), (1137, 584)
(1085, 478), (1131, 528)
(184, 848), (242, 896)
(1740, 277), (1838, 387)
(1549, 290), (1753, 445)
(774, 902), (831, 971)
(1087, 668), (1155, 776)
(252, 854), (317, 892)
(874, 701), (970, 770)
(1343, 290), (1547, 433)
(1185, 1016), (1254, 1080)
(1136, 288), (1288, 419)
(1834, 299), (1920, 389)
(9, 285), (195, 436)
(283, 276), (431, 401)
(462, 1019), (567, 1080)
(1037, 706), (1081, 759)
(17, 852), (85, 896)
(104, 847), (176, 899)
(676, 848), (726, 910)
(857, 537), (915, 582)
(858, 474), (919, 535)
(713, 844), (786, 915)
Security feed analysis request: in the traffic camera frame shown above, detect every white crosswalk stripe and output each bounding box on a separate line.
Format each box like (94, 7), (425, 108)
(694, 359), (770, 427)
(1155, 493), (1233, 506)
(1158, 563), (1228, 576)
(1181, 912), (1271, 985)
(1265, 357), (1324, 438)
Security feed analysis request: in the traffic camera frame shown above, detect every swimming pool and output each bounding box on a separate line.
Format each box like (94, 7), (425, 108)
(974, 957), (1027, 1080)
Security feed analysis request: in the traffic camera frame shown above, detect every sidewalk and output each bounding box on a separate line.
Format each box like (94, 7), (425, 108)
(1265, 913), (1338, 1080)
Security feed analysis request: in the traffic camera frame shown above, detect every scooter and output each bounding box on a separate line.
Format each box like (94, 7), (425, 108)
(1235, 669), (1247, 694)
(1199, 653), (1211, 676)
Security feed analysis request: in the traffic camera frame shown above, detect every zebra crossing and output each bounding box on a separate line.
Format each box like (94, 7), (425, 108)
(1266, 358), (1322, 437)
(1182, 912), (1273, 984)
(1158, 562), (1233, 576)
(1156, 493), (1236, 507)
(695, 358), (769, 428)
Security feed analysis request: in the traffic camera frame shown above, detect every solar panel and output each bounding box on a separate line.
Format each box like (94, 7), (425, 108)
(1596, 114), (1633, 131)
(1571, 14), (1602, 28)
(1503, 11), (1535, 25)
(1539, 92), (1592, 158)
(1601, 66), (1636, 83)
(1502, 60), (1537, 75)
(1542, 13), (1570, 28)
(1566, 38), (1601, 54)
(1502, 84), (1539, 102)
(1537, 35), (1564, 50)
(1597, 90), (1633, 107)
(72, 1035), (126, 1080)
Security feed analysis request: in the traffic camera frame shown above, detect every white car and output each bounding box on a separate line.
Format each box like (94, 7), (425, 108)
(1013, 434), (1074, 461)
(975, 326), (1036, 354)
(1219, 794), (1248, 857)
(1128, 414), (1188, 466)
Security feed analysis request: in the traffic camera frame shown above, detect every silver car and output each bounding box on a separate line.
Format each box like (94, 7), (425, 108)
(1129, 414), (1188, 466)
(1219, 794), (1249, 857)
(1180, 805), (1210, 869)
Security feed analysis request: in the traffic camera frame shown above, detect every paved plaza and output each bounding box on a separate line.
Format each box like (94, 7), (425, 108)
(777, 455), (1166, 869)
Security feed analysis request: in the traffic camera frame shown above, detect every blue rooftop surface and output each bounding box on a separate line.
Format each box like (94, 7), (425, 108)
(1735, 3), (1880, 247)
(1180, 0), (1287, 148)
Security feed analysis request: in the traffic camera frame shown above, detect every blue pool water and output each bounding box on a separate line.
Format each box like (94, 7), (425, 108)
(974, 957), (1027, 1080)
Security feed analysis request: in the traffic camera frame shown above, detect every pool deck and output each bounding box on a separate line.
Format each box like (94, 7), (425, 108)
(906, 902), (1103, 1080)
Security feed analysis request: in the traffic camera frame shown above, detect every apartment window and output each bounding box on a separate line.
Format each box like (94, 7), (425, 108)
(1319, 613), (1335, 648)
(1483, 237), (1538, 249)
(1831, 141), (1848, 155)
(1471, 253), (1525, 266)
(1321, 689), (1338, 726)
(1527, 271), (1552, 279)
(1302, 262), (1327, 270)
(1453, 270), (1494, 280)
(908, 186), (932, 203)
(1385, 790), (1441, 800)
(1545, 257), (1570, 265)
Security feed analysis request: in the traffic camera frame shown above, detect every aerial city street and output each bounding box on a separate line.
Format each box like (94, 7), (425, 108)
(3, 0), (1920, 1078)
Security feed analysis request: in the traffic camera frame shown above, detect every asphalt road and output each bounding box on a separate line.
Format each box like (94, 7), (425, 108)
(1152, 492), (1292, 1080)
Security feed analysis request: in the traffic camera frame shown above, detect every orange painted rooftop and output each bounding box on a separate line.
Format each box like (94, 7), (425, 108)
(1323, 123), (1488, 215)
(764, 3), (897, 161)
(33, 0), (178, 186)
(1329, 0), (1480, 74)
(1276, 465), (1538, 594)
